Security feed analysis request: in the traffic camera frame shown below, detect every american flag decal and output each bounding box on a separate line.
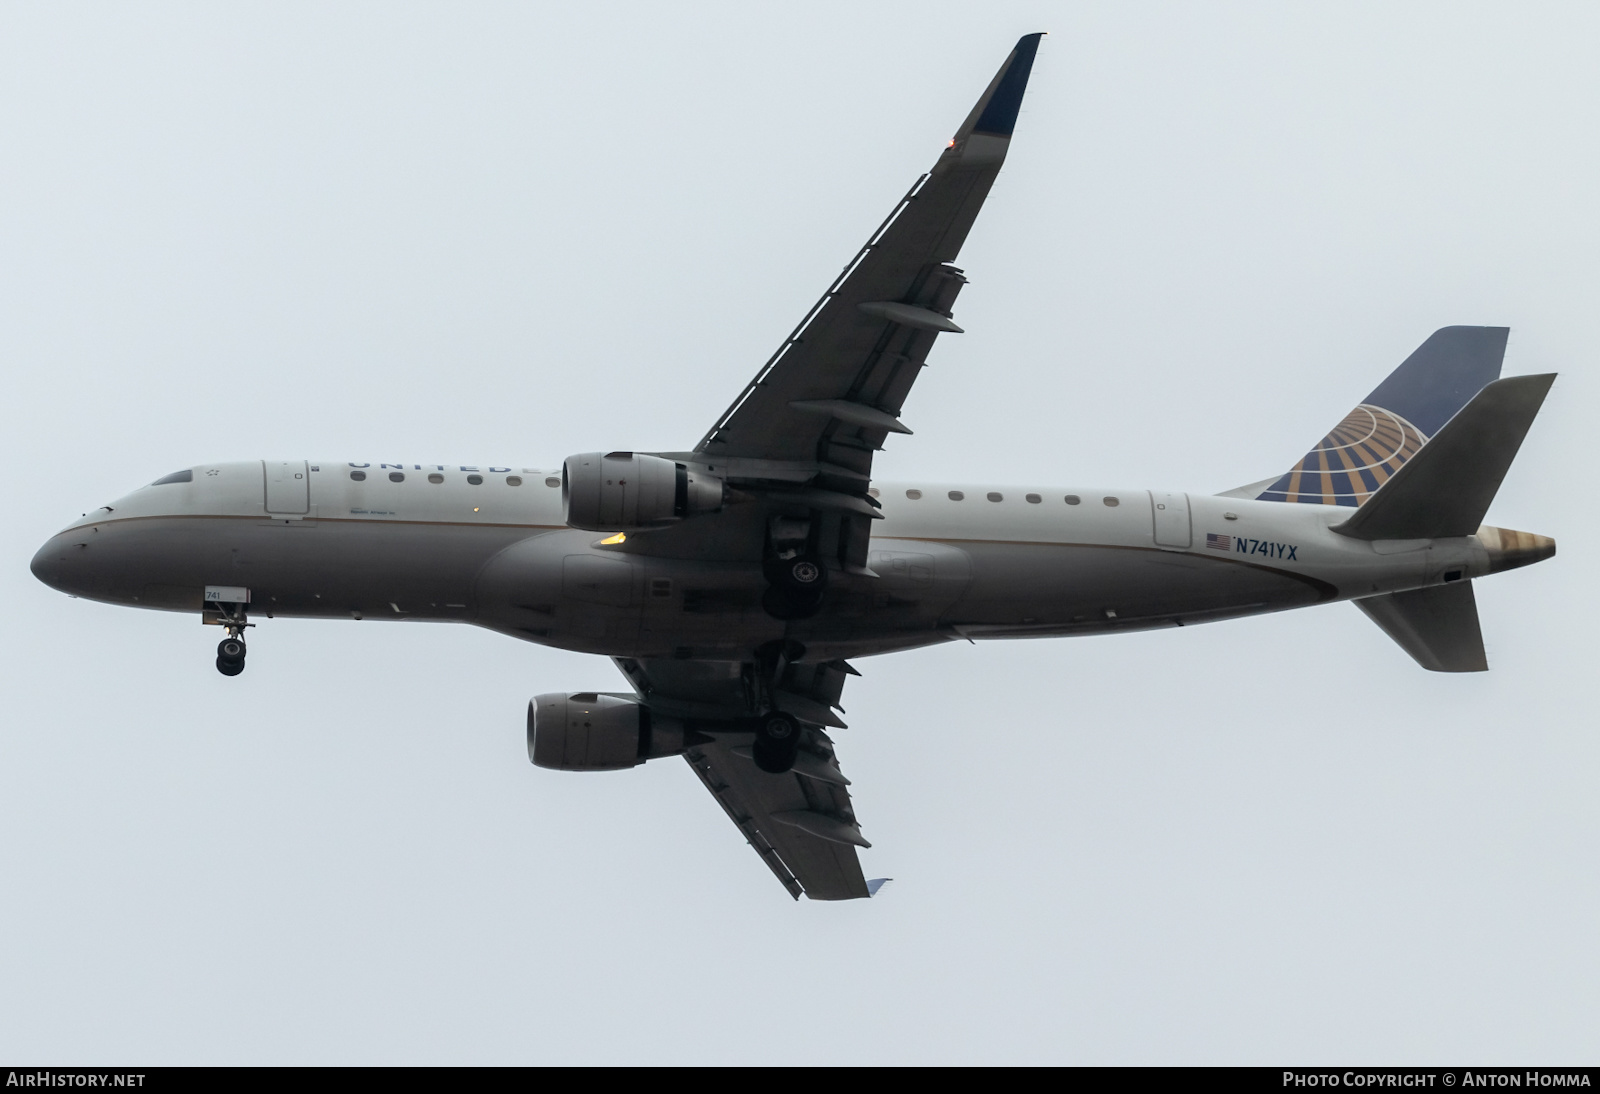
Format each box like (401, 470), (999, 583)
(1205, 533), (1232, 551)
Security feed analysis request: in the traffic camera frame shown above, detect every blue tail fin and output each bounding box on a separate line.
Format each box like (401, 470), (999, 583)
(1254, 326), (1509, 506)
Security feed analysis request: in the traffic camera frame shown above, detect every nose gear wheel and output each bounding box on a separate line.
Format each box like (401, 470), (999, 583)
(209, 602), (253, 677)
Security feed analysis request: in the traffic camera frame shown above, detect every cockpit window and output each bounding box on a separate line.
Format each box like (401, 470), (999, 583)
(151, 470), (192, 486)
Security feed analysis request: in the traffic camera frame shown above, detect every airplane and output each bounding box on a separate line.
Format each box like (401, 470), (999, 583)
(29, 34), (1557, 901)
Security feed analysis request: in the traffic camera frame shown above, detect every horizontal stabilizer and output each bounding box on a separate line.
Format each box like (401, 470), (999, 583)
(1333, 374), (1555, 541)
(866, 878), (893, 897)
(1355, 582), (1487, 672)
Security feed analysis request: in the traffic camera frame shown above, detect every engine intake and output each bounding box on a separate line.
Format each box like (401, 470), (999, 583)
(562, 452), (723, 532)
(528, 692), (687, 771)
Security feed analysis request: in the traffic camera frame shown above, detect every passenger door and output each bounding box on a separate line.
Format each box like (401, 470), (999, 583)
(1149, 491), (1191, 549)
(264, 460), (310, 514)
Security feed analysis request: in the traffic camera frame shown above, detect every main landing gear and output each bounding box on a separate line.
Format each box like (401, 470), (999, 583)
(749, 639), (805, 773)
(761, 553), (828, 621)
(761, 515), (829, 621)
(752, 710), (801, 774)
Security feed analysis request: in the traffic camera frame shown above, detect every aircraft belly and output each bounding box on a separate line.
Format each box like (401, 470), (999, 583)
(55, 503), (1357, 660)
(943, 540), (1322, 632)
(250, 518), (528, 619)
(481, 529), (1330, 657)
(639, 556), (783, 657)
(48, 515), (531, 620)
(477, 534), (977, 660)
(477, 531), (795, 657)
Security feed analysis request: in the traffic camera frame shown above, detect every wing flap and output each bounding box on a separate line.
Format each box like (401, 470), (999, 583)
(685, 735), (870, 901)
(683, 744), (804, 899)
(618, 656), (874, 901)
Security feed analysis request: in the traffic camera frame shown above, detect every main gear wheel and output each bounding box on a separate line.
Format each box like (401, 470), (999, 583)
(751, 711), (801, 773)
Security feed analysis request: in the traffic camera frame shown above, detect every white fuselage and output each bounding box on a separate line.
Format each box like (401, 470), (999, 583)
(30, 460), (1493, 663)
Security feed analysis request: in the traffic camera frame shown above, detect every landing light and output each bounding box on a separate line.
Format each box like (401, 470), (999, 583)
(600, 532), (626, 545)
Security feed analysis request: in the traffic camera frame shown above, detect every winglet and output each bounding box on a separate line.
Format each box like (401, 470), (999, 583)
(952, 33), (1046, 144)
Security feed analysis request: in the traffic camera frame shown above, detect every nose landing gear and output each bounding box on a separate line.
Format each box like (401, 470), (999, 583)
(208, 600), (253, 677)
(216, 636), (246, 676)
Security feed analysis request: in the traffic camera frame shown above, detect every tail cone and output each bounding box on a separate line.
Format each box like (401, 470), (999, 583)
(1477, 525), (1556, 574)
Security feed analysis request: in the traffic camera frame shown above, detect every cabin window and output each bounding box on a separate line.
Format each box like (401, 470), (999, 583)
(428, 473), (444, 484)
(1025, 493), (1041, 504)
(1064, 494), (1080, 505)
(506, 475), (522, 486)
(545, 477), (561, 488)
(1103, 496), (1119, 507)
(905, 489), (922, 500)
(350, 471), (367, 482)
(389, 472), (405, 483)
(986, 492), (1003, 502)
(467, 474), (484, 486)
(948, 490), (965, 501)
(151, 470), (192, 486)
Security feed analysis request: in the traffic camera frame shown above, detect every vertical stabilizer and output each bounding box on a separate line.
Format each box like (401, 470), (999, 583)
(1254, 327), (1509, 506)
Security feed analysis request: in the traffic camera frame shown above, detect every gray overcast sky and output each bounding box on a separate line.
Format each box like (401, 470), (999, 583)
(2, 2), (1595, 1064)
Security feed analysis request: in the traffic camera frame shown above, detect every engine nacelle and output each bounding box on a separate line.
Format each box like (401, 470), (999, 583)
(562, 451), (723, 532)
(527, 692), (687, 771)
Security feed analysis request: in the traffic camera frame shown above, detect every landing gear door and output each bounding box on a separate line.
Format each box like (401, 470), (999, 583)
(264, 460), (310, 514)
(1149, 491), (1192, 550)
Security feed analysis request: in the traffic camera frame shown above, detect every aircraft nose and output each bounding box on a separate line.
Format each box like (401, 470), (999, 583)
(31, 537), (69, 591)
(31, 534), (94, 595)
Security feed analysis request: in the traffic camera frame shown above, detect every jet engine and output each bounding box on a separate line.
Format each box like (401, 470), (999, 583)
(528, 692), (688, 771)
(562, 452), (723, 532)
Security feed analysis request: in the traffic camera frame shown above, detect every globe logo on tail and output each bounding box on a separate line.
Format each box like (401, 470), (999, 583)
(1256, 403), (1426, 506)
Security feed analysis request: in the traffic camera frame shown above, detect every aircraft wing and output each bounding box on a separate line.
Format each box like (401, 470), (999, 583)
(613, 656), (874, 900)
(696, 33), (1043, 484)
